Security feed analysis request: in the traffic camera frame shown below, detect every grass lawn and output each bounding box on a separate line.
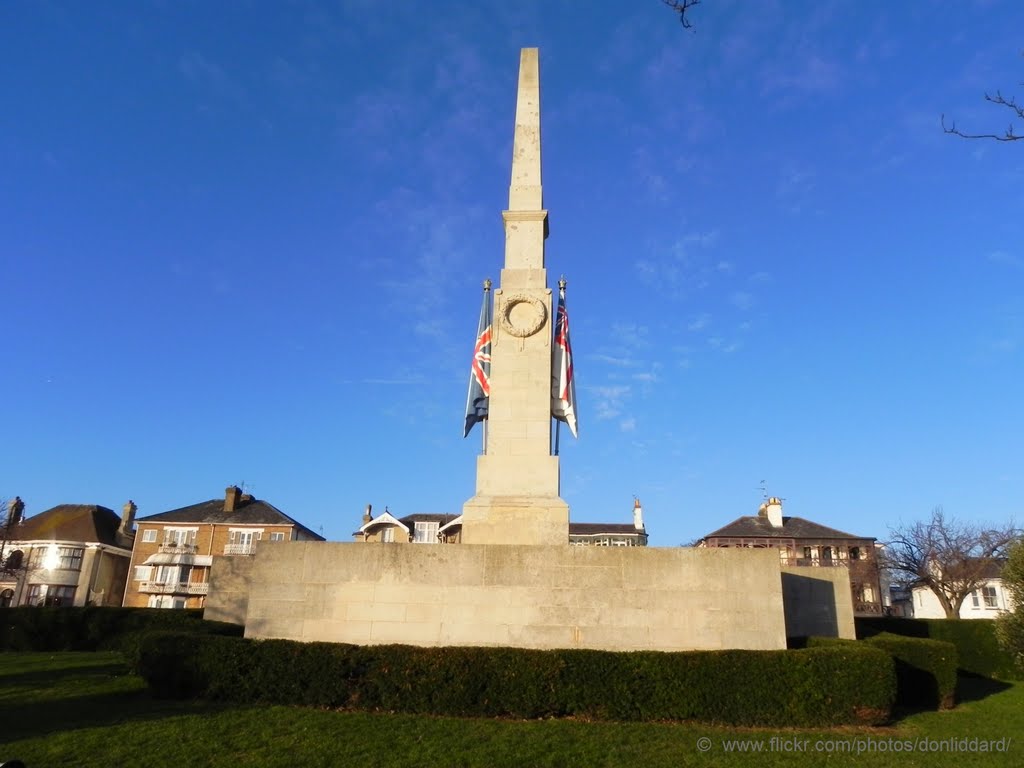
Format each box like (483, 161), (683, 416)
(0, 652), (1020, 767)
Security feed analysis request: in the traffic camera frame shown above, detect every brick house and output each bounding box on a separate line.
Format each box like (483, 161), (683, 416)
(0, 497), (135, 607)
(123, 486), (324, 609)
(699, 497), (884, 616)
(352, 499), (648, 546)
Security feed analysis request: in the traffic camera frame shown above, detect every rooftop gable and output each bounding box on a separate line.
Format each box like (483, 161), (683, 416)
(138, 498), (324, 541)
(10, 504), (126, 547)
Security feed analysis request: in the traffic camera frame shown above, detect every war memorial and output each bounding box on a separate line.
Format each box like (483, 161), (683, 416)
(205, 49), (852, 651)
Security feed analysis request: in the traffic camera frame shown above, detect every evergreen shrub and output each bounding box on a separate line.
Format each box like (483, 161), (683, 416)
(810, 632), (957, 709)
(0, 606), (241, 653)
(856, 617), (1019, 680)
(136, 633), (896, 726)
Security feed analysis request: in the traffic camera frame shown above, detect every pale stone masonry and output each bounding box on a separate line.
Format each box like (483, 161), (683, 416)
(461, 47), (568, 546)
(206, 49), (847, 651)
(227, 542), (787, 651)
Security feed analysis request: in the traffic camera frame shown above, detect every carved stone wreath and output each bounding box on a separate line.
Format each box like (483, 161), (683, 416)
(500, 292), (547, 338)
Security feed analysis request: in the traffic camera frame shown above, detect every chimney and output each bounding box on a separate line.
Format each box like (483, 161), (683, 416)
(764, 497), (784, 528)
(7, 496), (25, 526)
(362, 504), (373, 525)
(632, 497), (645, 531)
(224, 486), (241, 513)
(120, 500), (137, 535)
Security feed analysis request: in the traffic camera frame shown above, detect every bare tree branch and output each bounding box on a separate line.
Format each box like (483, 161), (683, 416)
(943, 54), (1023, 142)
(883, 507), (1019, 618)
(662, 0), (701, 30)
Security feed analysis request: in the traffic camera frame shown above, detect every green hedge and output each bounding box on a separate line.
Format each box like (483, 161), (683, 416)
(856, 617), (1020, 680)
(137, 633), (896, 727)
(0, 606), (242, 653)
(809, 633), (958, 710)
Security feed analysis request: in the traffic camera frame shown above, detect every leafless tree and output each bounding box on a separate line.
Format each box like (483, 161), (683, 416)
(943, 54), (1023, 142)
(662, 0), (701, 30)
(884, 507), (1019, 619)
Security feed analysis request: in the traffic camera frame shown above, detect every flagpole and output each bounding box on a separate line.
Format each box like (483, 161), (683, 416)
(482, 278), (492, 456)
(554, 419), (561, 457)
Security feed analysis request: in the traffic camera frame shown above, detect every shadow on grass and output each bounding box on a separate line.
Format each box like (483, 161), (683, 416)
(0, 689), (233, 745)
(886, 673), (1013, 723)
(0, 662), (129, 691)
(955, 673), (1012, 703)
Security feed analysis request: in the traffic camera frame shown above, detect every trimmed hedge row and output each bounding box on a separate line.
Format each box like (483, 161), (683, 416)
(137, 632), (896, 727)
(856, 617), (1019, 680)
(808, 633), (958, 710)
(0, 607), (242, 653)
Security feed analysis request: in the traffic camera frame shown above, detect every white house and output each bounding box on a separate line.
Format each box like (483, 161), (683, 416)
(910, 560), (1014, 619)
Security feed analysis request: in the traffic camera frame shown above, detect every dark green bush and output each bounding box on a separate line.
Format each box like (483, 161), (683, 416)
(856, 617), (1019, 680)
(814, 632), (957, 710)
(136, 633), (895, 727)
(0, 606), (242, 654)
(863, 633), (957, 709)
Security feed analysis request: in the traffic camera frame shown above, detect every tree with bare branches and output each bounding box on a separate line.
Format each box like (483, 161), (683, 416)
(884, 507), (1018, 619)
(943, 54), (1023, 142)
(661, 0), (701, 30)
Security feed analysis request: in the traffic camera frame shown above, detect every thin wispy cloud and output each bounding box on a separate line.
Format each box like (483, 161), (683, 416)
(688, 314), (711, 331)
(988, 250), (1022, 269)
(730, 291), (754, 311)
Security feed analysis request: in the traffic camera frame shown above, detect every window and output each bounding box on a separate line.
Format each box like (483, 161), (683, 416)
(821, 547), (833, 564)
(134, 565), (153, 581)
(381, 527), (395, 543)
(971, 591), (980, 608)
(226, 529), (262, 555)
(413, 522), (439, 544)
(0, 588), (12, 608)
(163, 528), (197, 547)
(3, 549), (23, 571)
(270, 532), (286, 542)
(803, 546), (813, 560)
(57, 547), (84, 571)
(28, 548), (47, 569)
(142, 529), (157, 543)
(862, 585), (875, 603)
(849, 547), (861, 560)
(983, 586), (998, 609)
(27, 584), (75, 607)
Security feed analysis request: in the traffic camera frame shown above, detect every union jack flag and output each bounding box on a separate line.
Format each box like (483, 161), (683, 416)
(463, 282), (492, 438)
(551, 283), (578, 437)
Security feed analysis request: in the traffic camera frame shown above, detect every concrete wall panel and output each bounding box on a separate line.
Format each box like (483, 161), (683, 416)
(238, 543), (789, 651)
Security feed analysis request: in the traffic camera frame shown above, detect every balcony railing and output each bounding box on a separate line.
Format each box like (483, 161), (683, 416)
(158, 543), (198, 555)
(139, 581), (209, 595)
(222, 543), (256, 556)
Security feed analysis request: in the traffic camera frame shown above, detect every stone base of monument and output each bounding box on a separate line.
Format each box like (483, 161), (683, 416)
(461, 495), (568, 546)
(206, 543), (798, 651)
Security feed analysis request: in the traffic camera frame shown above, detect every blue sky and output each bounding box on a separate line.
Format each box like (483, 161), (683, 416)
(2, 1), (1021, 546)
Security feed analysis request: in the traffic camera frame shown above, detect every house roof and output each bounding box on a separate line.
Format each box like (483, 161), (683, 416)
(351, 513), (643, 539)
(569, 523), (644, 536)
(10, 505), (126, 547)
(138, 498), (324, 541)
(703, 515), (874, 542)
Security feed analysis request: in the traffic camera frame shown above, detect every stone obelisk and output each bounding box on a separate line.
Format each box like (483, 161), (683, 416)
(461, 48), (569, 546)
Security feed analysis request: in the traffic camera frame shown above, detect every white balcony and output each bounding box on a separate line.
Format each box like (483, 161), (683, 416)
(158, 543), (198, 555)
(222, 544), (256, 556)
(139, 581), (209, 595)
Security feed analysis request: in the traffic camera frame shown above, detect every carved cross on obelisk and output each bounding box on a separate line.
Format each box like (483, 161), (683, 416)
(461, 48), (570, 546)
